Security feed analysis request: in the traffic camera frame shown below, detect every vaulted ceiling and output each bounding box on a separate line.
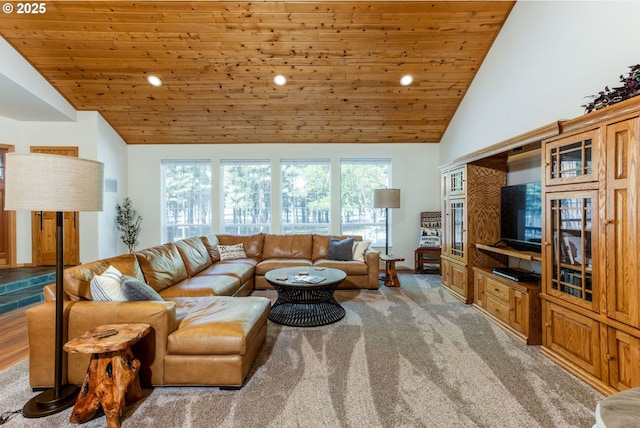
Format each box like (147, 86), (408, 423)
(0, 1), (514, 145)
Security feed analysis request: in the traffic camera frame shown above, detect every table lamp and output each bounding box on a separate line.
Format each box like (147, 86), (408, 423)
(4, 152), (104, 417)
(373, 188), (400, 255)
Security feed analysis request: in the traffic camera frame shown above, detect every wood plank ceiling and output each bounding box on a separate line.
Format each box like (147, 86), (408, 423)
(0, 1), (514, 145)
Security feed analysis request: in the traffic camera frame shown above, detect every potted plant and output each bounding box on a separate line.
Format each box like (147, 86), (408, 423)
(583, 64), (640, 113)
(115, 197), (142, 253)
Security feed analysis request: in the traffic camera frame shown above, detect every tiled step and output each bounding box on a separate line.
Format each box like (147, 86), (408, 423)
(0, 272), (56, 315)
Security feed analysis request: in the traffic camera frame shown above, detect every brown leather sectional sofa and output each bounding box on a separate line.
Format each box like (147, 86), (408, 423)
(26, 233), (379, 389)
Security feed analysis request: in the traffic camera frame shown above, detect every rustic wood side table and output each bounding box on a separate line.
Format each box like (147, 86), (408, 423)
(64, 323), (151, 428)
(380, 254), (405, 287)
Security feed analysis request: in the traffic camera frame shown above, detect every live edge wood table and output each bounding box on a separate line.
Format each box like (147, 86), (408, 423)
(265, 267), (347, 327)
(380, 254), (405, 287)
(64, 323), (151, 428)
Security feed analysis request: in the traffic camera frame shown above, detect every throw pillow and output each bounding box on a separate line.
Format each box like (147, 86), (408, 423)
(419, 227), (441, 248)
(90, 265), (126, 301)
(121, 275), (164, 301)
(217, 243), (247, 261)
(352, 240), (371, 262)
(327, 237), (354, 261)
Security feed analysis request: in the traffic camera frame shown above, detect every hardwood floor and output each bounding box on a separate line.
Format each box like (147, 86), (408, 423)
(0, 306), (29, 371)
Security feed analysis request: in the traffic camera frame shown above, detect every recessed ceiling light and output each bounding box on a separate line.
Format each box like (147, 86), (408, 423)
(400, 74), (414, 86)
(273, 75), (287, 86)
(147, 75), (162, 87)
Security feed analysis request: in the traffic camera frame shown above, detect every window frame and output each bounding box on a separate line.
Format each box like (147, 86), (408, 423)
(280, 158), (331, 235)
(340, 158), (392, 247)
(161, 159), (212, 243)
(221, 159), (272, 234)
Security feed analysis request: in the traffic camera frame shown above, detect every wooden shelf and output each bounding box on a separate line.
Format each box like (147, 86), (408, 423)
(475, 243), (542, 262)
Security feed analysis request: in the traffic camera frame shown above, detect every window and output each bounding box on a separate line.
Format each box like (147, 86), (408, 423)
(161, 160), (212, 242)
(340, 159), (391, 246)
(222, 160), (271, 234)
(281, 159), (330, 234)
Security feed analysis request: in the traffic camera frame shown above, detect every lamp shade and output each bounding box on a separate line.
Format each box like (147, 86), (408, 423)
(373, 188), (400, 209)
(4, 153), (104, 212)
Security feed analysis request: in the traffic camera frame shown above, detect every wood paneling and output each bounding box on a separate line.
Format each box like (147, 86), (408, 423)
(0, 1), (514, 145)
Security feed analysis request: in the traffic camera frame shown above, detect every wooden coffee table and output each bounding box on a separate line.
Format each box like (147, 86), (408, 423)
(265, 267), (347, 327)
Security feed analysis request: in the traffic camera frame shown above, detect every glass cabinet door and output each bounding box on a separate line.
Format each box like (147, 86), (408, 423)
(545, 129), (599, 186)
(448, 166), (466, 196)
(448, 198), (466, 261)
(545, 191), (598, 311)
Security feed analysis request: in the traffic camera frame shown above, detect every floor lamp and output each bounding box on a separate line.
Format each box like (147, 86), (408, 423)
(5, 153), (104, 418)
(373, 188), (400, 255)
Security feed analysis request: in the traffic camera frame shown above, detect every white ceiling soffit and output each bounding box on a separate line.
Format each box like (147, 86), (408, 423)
(0, 73), (75, 121)
(0, 36), (76, 122)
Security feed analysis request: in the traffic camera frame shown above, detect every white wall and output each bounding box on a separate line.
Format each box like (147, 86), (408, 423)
(440, 0), (640, 165)
(0, 113), (127, 264)
(97, 115), (129, 258)
(127, 143), (440, 267)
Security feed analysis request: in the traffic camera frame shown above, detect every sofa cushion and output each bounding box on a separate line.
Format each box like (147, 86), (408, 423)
(90, 265), (126, 301)
(327, 237), (355, 261)
(217, 233), (264, 259)
(200, 262), (255, 284)
(136, 243), (189, 292)
(312, 235), (362, 260)
(313, 259), (369, 275)
(262, 234), (312, 259)
(160, 275), (241, 298)
(217, 243), (247, 261)
(63, 254), (144, 301)
(121, 275), (164, 301)
(203, 235), (221, 263)
(256, 259), (312, 275)
(175, 237), (213, 277)
(167, 296), (271, 355)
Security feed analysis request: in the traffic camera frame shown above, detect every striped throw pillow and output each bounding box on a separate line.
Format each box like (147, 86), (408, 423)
(90, 265), (126, 301)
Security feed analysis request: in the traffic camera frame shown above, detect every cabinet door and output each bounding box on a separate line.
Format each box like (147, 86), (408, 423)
(544, 129), (600, 186)
(441, 257), (451, 287)
(447, 166), (466, 196)
(511, 289), (529, 335)
(544, 302), (601, 378)
(448, 260), (468, 300)
(604, 326), (640, 391)
(544, 190), (599, 312)
(605, 117), (640, 329)
(445, 198), (467, 262)
(474, 271), (486, 309)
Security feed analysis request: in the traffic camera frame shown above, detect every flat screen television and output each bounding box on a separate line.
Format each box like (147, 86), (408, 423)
(500, 181), (542, 252)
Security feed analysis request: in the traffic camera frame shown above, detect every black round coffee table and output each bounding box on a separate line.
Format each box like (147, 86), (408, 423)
(265, 267), (347, 327)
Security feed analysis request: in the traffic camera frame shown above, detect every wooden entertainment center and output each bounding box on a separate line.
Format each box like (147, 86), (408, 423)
(440, 96), (640, 395)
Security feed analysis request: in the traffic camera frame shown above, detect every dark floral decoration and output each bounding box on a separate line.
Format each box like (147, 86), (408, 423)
(583, 64), (640, 113)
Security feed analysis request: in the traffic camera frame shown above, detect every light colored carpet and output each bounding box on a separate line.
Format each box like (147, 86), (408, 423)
(0, 274), (602, 427)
